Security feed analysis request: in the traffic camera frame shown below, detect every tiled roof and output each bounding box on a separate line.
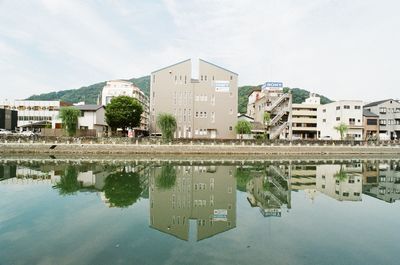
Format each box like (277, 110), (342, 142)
(364, 99), (398, 107)
(363, 109), (379, 117)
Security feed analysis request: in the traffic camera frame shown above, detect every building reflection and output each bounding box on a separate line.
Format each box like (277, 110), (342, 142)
(149, 164), (236, 241)
(362, 161), (400, 203)
(316, 163), (363, 202)
(245, 165), (291, 217)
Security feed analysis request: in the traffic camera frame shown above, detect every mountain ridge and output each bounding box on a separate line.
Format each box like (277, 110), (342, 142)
(27, 76), (332, 113)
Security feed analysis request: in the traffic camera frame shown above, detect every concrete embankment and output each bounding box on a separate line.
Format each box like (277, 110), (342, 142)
(1, 142), (400, 155)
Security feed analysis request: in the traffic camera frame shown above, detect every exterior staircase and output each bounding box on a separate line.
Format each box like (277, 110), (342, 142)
(265, 94), (290, 112)
(270, 121), (288, 139)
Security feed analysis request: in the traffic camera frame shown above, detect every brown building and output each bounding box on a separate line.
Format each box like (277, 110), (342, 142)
(363, 109), (379, 140)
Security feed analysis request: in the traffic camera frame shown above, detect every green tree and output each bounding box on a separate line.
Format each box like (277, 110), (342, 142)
(263, 112), (271, 125)
(156, 165), (177, 190)
(334, 123), (349, 140)
(105, 96), (143, 134)
(157, 113), (177, 142)
(53, 166), (80, 195)
(235, 120), (252, 139)
(103, 171), (143, 208)
(59, 107), (81, 136)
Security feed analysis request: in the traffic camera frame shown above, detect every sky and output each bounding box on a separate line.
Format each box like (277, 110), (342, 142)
(0, 0), (399, 102)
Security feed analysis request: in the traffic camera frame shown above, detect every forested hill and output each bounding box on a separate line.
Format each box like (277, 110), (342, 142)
(27, 76), (150, 104)
(27, 76), (332, 113)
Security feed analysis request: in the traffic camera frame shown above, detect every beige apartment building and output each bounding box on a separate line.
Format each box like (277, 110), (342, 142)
(150, 59), (238, 139)
(291, 94), (320, 140)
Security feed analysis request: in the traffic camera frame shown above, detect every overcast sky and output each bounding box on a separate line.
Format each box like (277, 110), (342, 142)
(1, 0), (399, 102)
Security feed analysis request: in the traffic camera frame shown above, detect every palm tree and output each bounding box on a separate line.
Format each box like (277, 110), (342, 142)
(334, 123), (349, 140)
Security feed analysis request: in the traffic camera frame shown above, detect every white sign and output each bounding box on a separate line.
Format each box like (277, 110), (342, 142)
(214, 81), (230, 92)
(213, 209), (228, 221)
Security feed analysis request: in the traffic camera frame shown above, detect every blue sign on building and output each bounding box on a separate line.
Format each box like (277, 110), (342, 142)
(262, 82), (283, 89)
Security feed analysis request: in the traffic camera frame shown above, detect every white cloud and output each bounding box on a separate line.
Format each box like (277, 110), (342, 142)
(0, 0), (399, 101)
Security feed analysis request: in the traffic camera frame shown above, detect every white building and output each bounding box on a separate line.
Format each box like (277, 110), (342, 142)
(317, 100), (364, 140)
(100, 80), (149, 131)
(292, 93), (320, 140)
(0, 99), (71, 130)
(52, 105), (108, 135)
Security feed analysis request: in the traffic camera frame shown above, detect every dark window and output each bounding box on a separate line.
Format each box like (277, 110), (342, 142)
(367, 119), (377, 125)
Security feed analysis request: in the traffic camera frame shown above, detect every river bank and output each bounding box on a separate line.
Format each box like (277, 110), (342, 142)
(1, 142), (400, 156)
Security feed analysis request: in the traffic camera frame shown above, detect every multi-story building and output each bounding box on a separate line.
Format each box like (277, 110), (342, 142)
(0, 100), (71, 131)
(251, 85), (292, 140)
(149, 165), (236, 241)
(246, 89), (262, 118)
(150, 59), (238, 139)
(100, 80), (150, 131)
(362, 109), (379, 140)
(0, 108), (17, 131)
(317, 100), (363, 140)
(291, 93), (320, 140)
(363, 99), (400, 140)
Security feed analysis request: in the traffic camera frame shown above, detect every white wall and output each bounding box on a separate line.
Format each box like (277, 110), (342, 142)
(317, 100), (363, 140)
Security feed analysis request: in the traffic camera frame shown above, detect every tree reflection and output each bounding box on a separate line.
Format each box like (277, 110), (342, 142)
(156, 165), (177, 190)
(103, 170), (143, 208)
(235, 166), (254, 192)
(53, 166), (80, 195)
(334, 165), (348, 182)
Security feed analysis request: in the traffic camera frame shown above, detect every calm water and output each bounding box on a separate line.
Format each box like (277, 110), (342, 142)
(1, 158), (400, 265)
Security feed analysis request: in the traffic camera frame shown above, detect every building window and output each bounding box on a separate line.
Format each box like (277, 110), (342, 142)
(322, 109), (326, 113)
(229, 126), (232, 131)
(230, 76), (233, 80)
(349, 118), (355, 125)
(379, 107), (387, 114)
(201, 75), (203, 81)
(367, 119), (377, 125)
(336, 117), (340, 121)
(354, 106), (361, 109)
(336, 106), (340, 110)
(380, 119), (387, 126)
(344, 105), (350, 109)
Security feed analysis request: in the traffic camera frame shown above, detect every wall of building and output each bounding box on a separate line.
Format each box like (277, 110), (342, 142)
(0, 100), (66, 128)
(364, 100), (400, 139)
(0, 108), (17, 130)
(317, 100), (363, 140)
(150, 59), (238, 139)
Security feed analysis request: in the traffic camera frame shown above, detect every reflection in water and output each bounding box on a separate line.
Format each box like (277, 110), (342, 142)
(53, 166), (80, 195)
(244, 165), (291, 217)
(103, 171), (143, 208)
(149, 164), (236, 241)
(1, 159), (400, 241)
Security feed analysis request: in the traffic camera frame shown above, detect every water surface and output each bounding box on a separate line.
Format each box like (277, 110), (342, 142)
(1, 158), (399, 265)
